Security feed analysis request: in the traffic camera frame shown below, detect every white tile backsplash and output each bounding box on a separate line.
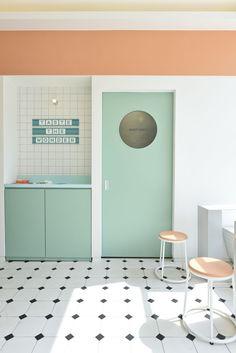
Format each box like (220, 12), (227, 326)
(17, 85), (91, 176)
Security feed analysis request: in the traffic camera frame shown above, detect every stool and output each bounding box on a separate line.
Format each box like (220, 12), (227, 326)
(183, 257), (236, 344)
(154, 231), (190, 283)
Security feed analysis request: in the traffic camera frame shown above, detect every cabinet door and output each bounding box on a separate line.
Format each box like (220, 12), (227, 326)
(45, 189), (91, 259)
(5, 189), (45, 258)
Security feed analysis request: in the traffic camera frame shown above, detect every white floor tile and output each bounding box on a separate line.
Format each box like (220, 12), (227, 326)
(32, 337), (68, 353)
(0, 337), (36, 353)
(26, 301), (55, 316)
(36, 288), (60, 301)
(194, 339), (229, 353)
(13, 317), (47, 337)
(1, 278), (26, 289)
(162, 337), (197, 353)
(0, 289), (17, 301)
(158, 317), (186, 337)
(51, 300), (79, 317)
(23, 278), (47, 289)
(0, 301), (6, 312)
(130, 337), (164, 353)
(0, 317), (19, 337)
(43, 317), (67, 337)
(64, 338), (99, 353)
(0, 301), (30, 317)
(0, 338), (5, 350)
(227, 339), (236, 353)
(129, 317), (159, 337)
(13, 289), (39, 301)
(98, 337), (131, 353)
(100, 317), (130, 337)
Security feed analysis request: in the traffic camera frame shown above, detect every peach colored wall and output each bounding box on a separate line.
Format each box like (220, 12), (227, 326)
(0, 31), (236, 75)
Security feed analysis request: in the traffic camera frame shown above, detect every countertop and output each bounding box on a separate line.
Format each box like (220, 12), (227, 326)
(5, 183), (92, 189)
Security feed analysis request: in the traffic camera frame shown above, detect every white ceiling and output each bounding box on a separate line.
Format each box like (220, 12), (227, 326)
(0, 0), (235, 12)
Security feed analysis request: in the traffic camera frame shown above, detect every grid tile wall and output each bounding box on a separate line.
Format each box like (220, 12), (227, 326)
(17, 86), (91, 176)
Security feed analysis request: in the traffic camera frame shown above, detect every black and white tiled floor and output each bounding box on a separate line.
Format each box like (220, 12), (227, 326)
(0, 258), (235, 353)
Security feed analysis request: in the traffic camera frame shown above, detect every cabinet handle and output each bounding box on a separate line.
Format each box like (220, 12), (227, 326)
(104, 179), (110, 191)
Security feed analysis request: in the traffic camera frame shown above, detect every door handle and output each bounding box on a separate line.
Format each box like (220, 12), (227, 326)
(104, 179), (110, 191)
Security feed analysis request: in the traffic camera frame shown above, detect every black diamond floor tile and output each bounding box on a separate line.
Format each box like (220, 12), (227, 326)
(6, 299), (13, 304)
(98, 314), (106, 320)
(216, 333), (226, 340)
(30, 299), (37, 303)
(219, 298), (226, 303)
(53, 299), (60, 304)
(156, 333), (165, 341)
(195, 298), (202, 303)
(96, 334), (104, 341)
(65, 334), (74, 340)
(186, 333), (195, 341)
(72, 314), (80, 320)
(124, 299), (131, 303)
(171, 299), (178, 303)
(35, 333), (44, 341)
(125, 334), (134, 341)
(151, 314), (159, 320)
(19, 314), (27, 320)
(125, 314), (132, 320)
(166, 286), (172, 290)
(45, 314), (53, 320)
(77, 299), (84, 303)
(5, 334), (14, 341)
(148, 299), (154, 303)
(101, 299), (107, 303)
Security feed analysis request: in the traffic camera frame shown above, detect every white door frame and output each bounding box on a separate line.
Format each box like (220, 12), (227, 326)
(91, 76), (176, 261)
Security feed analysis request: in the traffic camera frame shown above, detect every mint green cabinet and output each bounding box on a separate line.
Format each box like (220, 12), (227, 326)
(5, 189), (45, 258)
(5, 188), (91, 260)
(45, 189), (91, 259)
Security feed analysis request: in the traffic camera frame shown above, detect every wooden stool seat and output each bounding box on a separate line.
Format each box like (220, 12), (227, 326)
(189, 257), (233, 279)
(160, 231), (188, 242)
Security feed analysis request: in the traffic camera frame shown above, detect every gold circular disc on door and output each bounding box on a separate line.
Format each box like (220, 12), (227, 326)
(119, 111), (157, 148)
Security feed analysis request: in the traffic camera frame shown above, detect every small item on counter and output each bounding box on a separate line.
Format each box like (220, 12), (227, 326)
(37, 180), (53, 184)
(15, 179), (30, 184)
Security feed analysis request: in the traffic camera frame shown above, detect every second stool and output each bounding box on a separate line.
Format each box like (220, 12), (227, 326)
(154, 230), (190, 283)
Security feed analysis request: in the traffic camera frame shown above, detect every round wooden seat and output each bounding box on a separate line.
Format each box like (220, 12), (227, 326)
(159, 231), (188, 242)
(189, 257), (233, 279)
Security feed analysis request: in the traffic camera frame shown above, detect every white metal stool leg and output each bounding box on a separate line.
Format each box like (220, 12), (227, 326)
(232, 275), (236, 317)
(209, 280), (213, 343)
(155, 238), (191, 283)
(161, 240), (165, 279)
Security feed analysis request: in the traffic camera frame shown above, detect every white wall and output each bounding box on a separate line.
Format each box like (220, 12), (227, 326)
(92, 76), (236, 259)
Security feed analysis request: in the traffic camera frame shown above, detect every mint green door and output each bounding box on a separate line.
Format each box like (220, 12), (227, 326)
(45, 189), (91, 259)
(102, 92), (173, 257)
(5, 189), (45, 259)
